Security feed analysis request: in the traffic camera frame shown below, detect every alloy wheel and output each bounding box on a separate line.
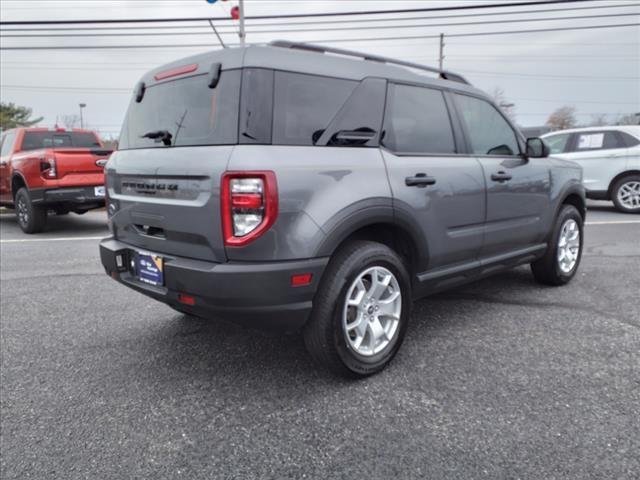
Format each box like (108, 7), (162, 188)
(557, 219), (580, 274)
(17, 197), (29, 227)
(617, 181), (640, 210)
(342, 266), (402, 356)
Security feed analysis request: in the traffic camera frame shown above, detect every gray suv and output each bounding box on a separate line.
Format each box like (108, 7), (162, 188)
(100, 41), (586, 376)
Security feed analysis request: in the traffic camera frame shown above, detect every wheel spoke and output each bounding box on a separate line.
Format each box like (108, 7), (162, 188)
(367, 317), (385, 350)
(378, 299), (399, 319)
(368, 269), (391, 300)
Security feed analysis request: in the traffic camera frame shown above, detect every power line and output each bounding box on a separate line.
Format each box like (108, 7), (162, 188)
(1, 3), (633, 32)
(3, 13), (637, 38)
(3, 21), (637, 50)
(0, 0), (604, 25)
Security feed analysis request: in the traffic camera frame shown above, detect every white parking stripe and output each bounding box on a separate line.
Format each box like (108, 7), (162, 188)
(0, 236), (105, 244)
(586, 220), (640, 225)
(0, 221), (637, 244)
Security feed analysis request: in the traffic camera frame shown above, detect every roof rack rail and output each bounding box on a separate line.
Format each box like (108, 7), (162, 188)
(269, 40), (470, 85)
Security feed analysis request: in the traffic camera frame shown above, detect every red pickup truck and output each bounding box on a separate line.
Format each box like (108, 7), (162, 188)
(0, 127), (112, 233)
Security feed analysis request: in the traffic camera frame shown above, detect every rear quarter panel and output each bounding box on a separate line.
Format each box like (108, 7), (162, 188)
(225, 145), (392, 261)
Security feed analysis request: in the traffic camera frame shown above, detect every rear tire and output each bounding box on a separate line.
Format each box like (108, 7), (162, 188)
(531, 204), (583, 286)
(303, 241), (412, 377)
(15, 188), (47, 234)
(611, 175), (640, 214)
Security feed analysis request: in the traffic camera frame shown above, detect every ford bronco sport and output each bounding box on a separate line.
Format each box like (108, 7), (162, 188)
(0, 127), (111, 233)
(100, 42), (585, 377)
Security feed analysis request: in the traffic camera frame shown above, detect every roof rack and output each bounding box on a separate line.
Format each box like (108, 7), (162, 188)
(269, 40), (470, 85)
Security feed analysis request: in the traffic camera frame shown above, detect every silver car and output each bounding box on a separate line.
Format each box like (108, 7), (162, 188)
(542, 126), (640, 213)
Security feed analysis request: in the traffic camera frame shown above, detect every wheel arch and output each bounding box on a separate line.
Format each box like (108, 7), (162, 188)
(11, 173), (28, 201)
(315, 206), (429, 277)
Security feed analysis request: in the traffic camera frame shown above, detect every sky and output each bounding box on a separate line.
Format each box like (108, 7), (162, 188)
(1, 0), (639, 138)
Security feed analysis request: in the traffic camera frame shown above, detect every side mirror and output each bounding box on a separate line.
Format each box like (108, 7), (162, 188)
(526, 137), (550, 158)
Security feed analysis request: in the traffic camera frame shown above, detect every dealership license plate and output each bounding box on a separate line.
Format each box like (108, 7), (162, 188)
(94, 186), (106, 197)
(134, 252), (164, 286)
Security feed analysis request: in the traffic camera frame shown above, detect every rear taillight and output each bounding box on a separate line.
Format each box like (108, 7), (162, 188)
(40, 157), (57, 178)
(221, 171), (278, 246)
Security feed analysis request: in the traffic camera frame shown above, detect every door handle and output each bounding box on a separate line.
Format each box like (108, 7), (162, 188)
(405, 173), (436, 187)
(491, 171), (512, 182)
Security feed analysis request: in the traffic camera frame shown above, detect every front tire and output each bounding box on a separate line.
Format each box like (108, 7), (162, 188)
(611, 175), (640, 214)
(15, 188), (47, 234)
(531, 204), (583, 286)
(303, 241), (412, 377)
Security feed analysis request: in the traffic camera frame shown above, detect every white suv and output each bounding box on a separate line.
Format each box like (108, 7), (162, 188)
(542, 126), (640, 213)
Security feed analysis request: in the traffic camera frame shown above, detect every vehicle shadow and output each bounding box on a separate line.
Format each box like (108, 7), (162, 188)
(0, 211), (108, 235)
(124, 267), (538, 387)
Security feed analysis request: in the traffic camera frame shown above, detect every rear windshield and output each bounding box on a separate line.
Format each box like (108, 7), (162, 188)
(21, 132), (101, 151)
(119, 71), (240, 150)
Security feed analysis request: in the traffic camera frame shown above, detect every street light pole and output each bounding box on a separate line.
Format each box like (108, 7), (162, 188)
(79, 103), (86, 129)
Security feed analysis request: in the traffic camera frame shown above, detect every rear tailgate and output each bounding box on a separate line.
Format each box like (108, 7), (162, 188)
(52, 148), (111, 182)
(106, 146), (232, 263)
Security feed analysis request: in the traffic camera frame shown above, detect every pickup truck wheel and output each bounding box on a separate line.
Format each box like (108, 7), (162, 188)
(15, 188), (47, 234)
(531, 204), (583, 286)
(304, 241), (412, 377)
(611, 175), (640, 214)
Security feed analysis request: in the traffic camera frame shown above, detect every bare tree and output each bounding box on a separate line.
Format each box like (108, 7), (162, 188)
(61, 114), (81, 129)
(588, 113), (609, 127)
(614, 113), (640, 126)
(490, 87), (516, 122)
(546, 106), (577, 131)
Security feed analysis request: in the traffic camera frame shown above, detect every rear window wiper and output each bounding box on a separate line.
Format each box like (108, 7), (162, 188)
(141, 130), (172, 146)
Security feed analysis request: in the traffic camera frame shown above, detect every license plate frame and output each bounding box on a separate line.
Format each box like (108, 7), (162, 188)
(134, 251), (164, 286)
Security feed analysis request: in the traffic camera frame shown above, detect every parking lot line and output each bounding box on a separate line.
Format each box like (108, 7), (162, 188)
(0, 221), (638, 244)
(0, 236), (105, 244)
(585, 220), (640, 225)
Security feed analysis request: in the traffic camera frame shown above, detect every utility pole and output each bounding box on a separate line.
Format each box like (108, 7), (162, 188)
(438, 33), (445, 71)
(238, 0), (246, 47)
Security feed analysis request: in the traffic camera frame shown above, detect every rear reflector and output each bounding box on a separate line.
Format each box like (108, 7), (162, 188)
(154, 63), (198, 81)
(178, 294), (196, 306)
(291, 273), (313, 287)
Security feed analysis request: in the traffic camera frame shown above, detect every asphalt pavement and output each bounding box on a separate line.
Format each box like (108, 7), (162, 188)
(1, 202), (639, 479)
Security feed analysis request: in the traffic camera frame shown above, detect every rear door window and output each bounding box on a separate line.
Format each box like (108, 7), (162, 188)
(573, 131), (623, 152)
(454, 93), (520, 156)
(382, 83), (456, 154)
(272, 72), (357, 146)
(119, 70), (240, 150)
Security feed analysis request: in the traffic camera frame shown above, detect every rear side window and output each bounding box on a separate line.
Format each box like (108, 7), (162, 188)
(574, 131), (622, 151)
(619, 131), (640, 148)
(21, 131), (100, 151)
(382, 83), (456, 154)
(544, 133), (570, 154)
(272, 72), (357, 146)
(454, 94), (520, 156)
(239, 68), (274, 145)
(119, 70), (240, 150)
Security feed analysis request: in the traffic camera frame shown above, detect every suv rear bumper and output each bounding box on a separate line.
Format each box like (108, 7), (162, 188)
(99, 238), (328, 332)
(30, 186), (105, 209)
